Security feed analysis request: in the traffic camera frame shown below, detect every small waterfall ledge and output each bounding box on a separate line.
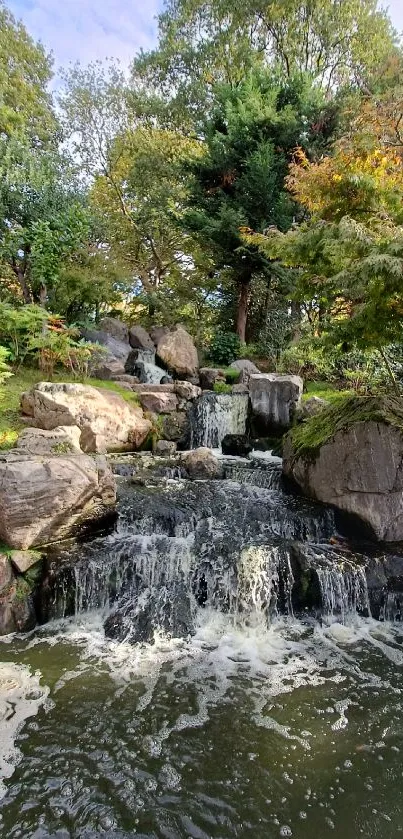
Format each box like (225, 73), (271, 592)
(190, 392), (249, 448)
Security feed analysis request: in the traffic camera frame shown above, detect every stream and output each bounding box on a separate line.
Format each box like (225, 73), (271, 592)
(0, 447), (403, 838)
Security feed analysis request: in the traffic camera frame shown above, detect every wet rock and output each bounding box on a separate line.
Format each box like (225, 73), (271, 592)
(21, 382), (152, 453)
(283, 415), (403, 542)
(250, 373), (303, 433)
(104, 582), (194, 644)
(160, 412), (190, 447)
(12, 590), (37, 633)
(230, 359), (259, 385)
(182, 448), (224, 480)
(199, 368), (226, 390)
(155, 440), (177, 456)
(138, 391), (178, 414)
(10, 550), (42, 574)
(0, 452), (117, 549)
(174, 381), (201, 401)
(299, 396), (329, 419)
(222, 434), (253, 458)
(129, 325), (155, 351)
(156, 326), (199, 378)
(17, 425), (82, 456)
(98, 317), (129, 343)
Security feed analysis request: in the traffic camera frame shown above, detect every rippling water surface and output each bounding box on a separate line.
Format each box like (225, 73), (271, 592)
(0, 610), (403, 839)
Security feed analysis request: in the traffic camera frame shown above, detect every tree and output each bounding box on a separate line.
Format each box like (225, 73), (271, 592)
(0, 137), (93, 307)
(0, 0), (56, 143)
(247, 89), (403, 385)
(183, 69), (335, 340)
(133, 0), (397, 128)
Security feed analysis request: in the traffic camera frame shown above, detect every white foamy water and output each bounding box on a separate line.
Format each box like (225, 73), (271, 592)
(0, 662), (49, 798)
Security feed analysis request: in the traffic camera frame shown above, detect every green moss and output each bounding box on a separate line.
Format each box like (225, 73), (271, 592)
(14, 577), (32, 601)
(213, 382), (233, 394)
(223, 367), (241, 383)
(289, 395), (403, 460)
(302, 380), (353, 405)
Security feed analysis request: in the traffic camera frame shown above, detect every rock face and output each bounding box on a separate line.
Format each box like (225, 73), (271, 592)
(138, 391), (178, 414)
(230, 359), (259, 385)
(149, 325), (170, 347)
(0, 452), (116, 549)
(129, 325), (155, 351)
(81, 327), (130, 363)
(199, 368), (226, 390)
(21, 382), (152, 453)
(182, 448), (224, 480)
(174, 381), (201, 401)
(283, 418), (403, 542)
(17, 426), (82, 455)
(92, 359), (126, 381)
(222, 434), (253, 458)
(156, 326), (199, 378)
(98, 317), (129, 343)
(249, 373), (303, 433)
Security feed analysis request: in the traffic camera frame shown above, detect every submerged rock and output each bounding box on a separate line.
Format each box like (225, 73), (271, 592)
(104, 581), (194, 644)
(249, 373), (303, 433)
(222, 434), (253, 457)
(0, 452), (116, 549)
(21, 382), (152, 453)
(182, 447), (224, 480)
(283, 396), (403, 542)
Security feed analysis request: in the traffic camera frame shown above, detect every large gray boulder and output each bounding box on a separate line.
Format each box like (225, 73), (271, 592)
(249, 373), (303, 432)
(156, 326), (199, 378)
(129, 325), (155, 351)
(81, 327), (130, 364)
(0, 452), (116, 549)
(20, 382), (152, 453)
(283, 397), (403, 542)
(98, 317), (129, 343)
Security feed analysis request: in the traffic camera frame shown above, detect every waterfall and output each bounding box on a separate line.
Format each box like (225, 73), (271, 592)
(223, 462), (283, 490)
(127, 348), (167, 384)
(304, 548), (372, 621)
(190, 392), (249, 448)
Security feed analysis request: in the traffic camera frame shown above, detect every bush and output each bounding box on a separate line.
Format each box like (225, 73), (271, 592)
(0, 347), (12, 387)
(213, 382), (233, 394)
(278, 338), (337, 381)
(209, 331), (241, 366)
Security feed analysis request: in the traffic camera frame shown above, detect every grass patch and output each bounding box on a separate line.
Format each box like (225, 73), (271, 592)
(303, 380), (353, 405)
(289, 394), (403, 460)
(213, 382), (233, 394)
(0, 367), (140, 451)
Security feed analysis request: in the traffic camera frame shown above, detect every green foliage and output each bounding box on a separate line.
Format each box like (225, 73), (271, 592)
(0, 346), (12, 386)
(209, 332), (241, 366)
(213, 382), (232, 394)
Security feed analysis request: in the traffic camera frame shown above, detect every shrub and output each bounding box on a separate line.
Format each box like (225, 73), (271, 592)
(0, 347), (12, 387)
(213, 382), (232, 394)
(209, 331), (241, 366)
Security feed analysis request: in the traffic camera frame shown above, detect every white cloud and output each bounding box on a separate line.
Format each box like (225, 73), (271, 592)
(8, 0), (162, 72)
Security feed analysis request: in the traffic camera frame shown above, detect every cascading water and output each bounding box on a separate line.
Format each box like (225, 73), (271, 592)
(190, 391), (249, 447)
(3, 450), (403, 837)
(128, 348), (167, 384)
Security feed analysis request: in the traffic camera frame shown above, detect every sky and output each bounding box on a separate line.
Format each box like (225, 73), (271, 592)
(7, 0), (403, 73)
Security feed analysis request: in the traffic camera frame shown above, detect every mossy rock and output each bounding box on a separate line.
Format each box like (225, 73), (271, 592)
(286, 395), (403, 462)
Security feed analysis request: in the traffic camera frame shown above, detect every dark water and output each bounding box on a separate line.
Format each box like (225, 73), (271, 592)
(1, 453), (403, 838)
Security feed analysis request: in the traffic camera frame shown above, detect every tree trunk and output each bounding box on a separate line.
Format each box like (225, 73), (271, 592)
(236, 280), (250, 343)
(15, 268), (33, 304)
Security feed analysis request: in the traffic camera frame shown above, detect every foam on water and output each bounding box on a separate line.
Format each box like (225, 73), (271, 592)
(0, 662), (49, 798)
